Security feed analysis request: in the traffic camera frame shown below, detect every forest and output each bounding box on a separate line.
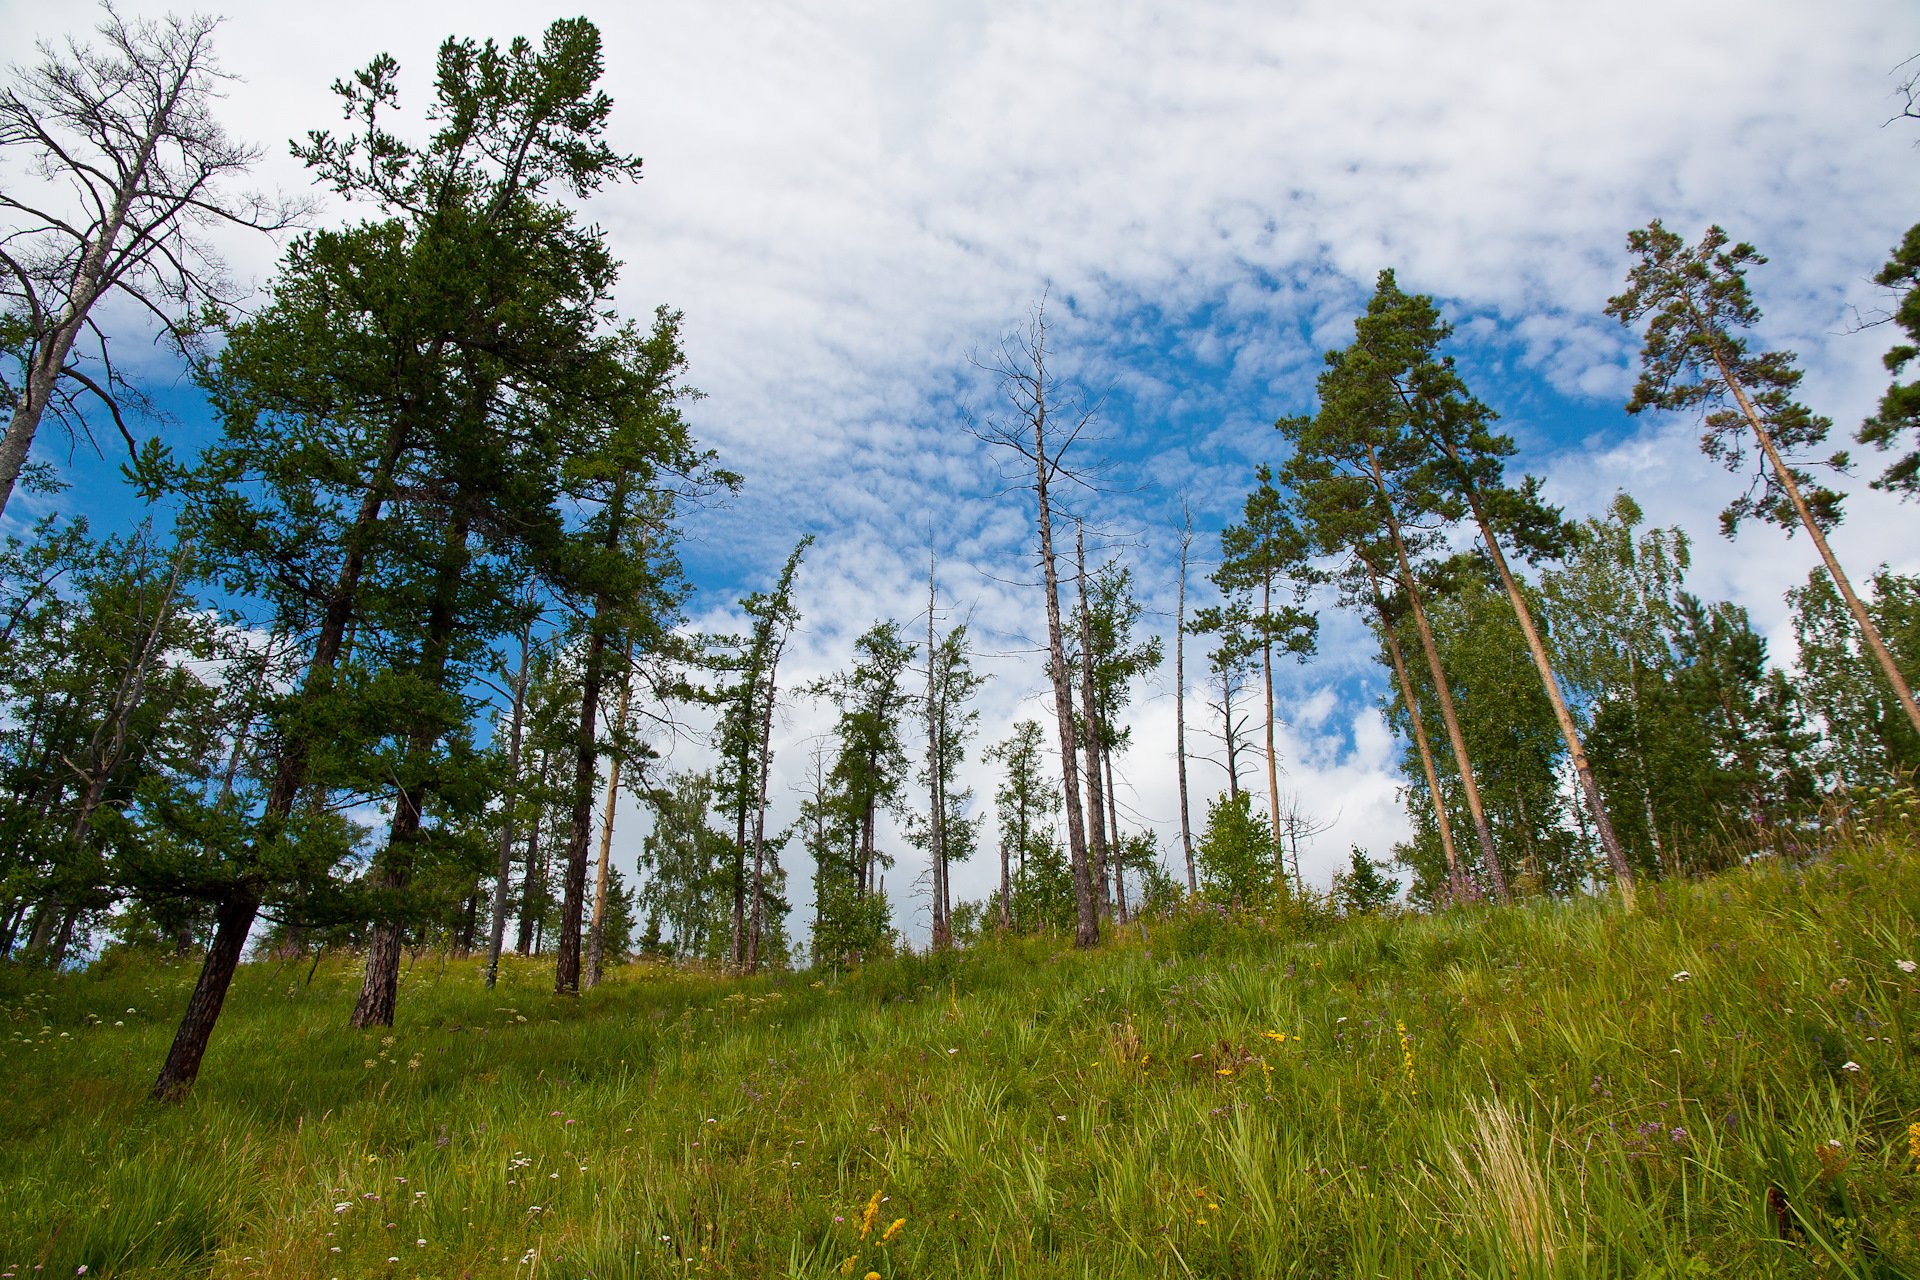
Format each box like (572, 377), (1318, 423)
(5, 7), (1920, 1277)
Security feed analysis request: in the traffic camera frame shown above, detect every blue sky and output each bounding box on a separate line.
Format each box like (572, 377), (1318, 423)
(6, 0), (1920, 942)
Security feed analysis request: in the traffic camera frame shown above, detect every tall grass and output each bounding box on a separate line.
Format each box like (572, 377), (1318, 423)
(3, 832), (1919, 1276)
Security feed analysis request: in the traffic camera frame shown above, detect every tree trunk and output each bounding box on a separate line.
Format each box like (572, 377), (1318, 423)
(588, 643), (636, 988)
(1259, 573), (1284, 896)
(1366, 557), (1465, 904)
(746, 632), (785, 974)
(151, 889), (260, 1102)
(556, 619), (608, 995)
(1075, 524), (1112, 922)
(1371, 447), (1504, 903)
(486, 622), (534, 988)
(1458, 483), (1627, 910)
(353, 512), (470, 1028)
(152, 414), (409, 1099)
(1105, 742), (1127, 921)
(1035, 428), (1095, 948)
(1175, 510), (1197, 894)
(1715, 351), (1920, 741)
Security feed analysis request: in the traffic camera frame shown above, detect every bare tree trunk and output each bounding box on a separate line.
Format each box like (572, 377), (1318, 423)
(1370, 447), (1504, 903)
(1259, 573), (1284, 895)
(926, 568), (950, 949)
(1457, 482), (1625, 910)
(1075, 524), (1112, 922)
(1716, 352), (1920, 740)
(1105, 742), (1127, 922)
(1365, 557), (1465, 904)
(588, 642), (636, 988)
(486, 620), (534, 989)
(1175, 508), (1196, 894)
(1035, 435), (1095, 949)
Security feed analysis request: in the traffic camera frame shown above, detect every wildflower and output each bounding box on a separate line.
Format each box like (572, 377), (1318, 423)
(1906, 1121), (1920, 1165)
(859, 1188), (883, 1239)
(880, 1217), (905, 1244)
(1900, 960), (1917, 974)
(1841, 1061), (1862, 1073)
(1261, 1031), (1288, 1044)
(838, 1255), (860, 1276)
(865, 1273), (881, 1280)
(1671, 971), (1691, 982)
(1670, 1128), (1688, 1144)
(1396, 1021), (1416, 1088)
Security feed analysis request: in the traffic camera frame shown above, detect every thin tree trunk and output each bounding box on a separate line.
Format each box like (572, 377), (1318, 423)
(1075, 524), (1112, 922)
(1105, 741), (1127, 922)
(353, 512), (470, 1029)
(926, 568), (949, 949)
(1457, 481), (1627, 909)
(1259, 573), (1284, 894)
(1715, 352), (1920, 740)
(746, 629), (786, 974)
(1370, 446), (1504, 903)
(588, 642), (636, 988)
(486, 622), (534, 989)
(1365, 556), (1465, 903)
(557, 617), (609, 995)
(1034, 421), (1095, 948)
(1176, 508), (1196, 894)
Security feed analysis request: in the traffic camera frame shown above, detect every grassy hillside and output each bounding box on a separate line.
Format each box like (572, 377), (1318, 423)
(5, 834), (1920, 1277)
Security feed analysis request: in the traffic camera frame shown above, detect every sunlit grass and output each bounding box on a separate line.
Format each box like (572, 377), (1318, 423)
(4, 833), (1920, 1277)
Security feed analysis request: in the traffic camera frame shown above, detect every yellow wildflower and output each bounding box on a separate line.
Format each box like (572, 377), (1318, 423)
(1396, 1020), (1416, 1088)
(865, 1273), (880, 1280)
(1216, 1067), (1234, 1077)
(1261, 1031), (1288, 1043)
(880, 1217), (906, 1244)
(859, 1189), (883, 1240)
(839, 1255), (859, 1276)
(1908, 1120), (1920, 1166)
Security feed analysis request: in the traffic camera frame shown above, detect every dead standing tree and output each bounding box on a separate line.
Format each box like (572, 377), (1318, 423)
(972, 305), (1103, 949)
(0, 7), (302, 515)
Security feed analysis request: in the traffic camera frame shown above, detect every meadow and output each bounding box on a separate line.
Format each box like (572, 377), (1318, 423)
(5, 828), (1920, 1277)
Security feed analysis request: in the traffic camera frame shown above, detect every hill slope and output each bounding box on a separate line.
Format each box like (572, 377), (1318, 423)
(4, 840), (1920, 1277)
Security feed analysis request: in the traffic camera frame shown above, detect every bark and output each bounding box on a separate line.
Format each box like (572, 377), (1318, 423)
(152, 416), (406, 1099)
(1259, 572), (1284, 891)
(1713, 351), (1920, 742)
(151, 891), (259, 1102)
(745, 629), (786, 974)
(486, 623), (533, 989)
(352, 512), (470, 1028)
(1370, 445), (1504, 902)
(1175, 511), (1197, 894)
(1105, 742), (1127, 922)
(588, 642), (636, 988)
(1456, 481), (1625, 909)
(556, 618), (609, 995)
(1366, 556), (1465, 903)
(1034, 423), (1095, 948)
(0, 64), (180, 519)
(1075, 524), (1112, 921)
(926, 574), (950, 949)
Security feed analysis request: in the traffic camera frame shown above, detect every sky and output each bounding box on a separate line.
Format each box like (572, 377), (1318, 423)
(5, 0), (1920, 946)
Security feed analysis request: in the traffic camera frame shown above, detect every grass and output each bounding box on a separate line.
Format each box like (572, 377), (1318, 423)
(4, 834), (1920, 1277)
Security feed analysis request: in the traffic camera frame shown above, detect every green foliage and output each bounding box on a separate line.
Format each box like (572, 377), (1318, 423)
(9, 835), (1920, 1276)
(1608, 220), (1847, 536)
(1862, 221), (1920, 497)
(1195, 789), (1281, 907)
(1333, 846), (1401, 915)
(1791, 567), (1920, 790)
